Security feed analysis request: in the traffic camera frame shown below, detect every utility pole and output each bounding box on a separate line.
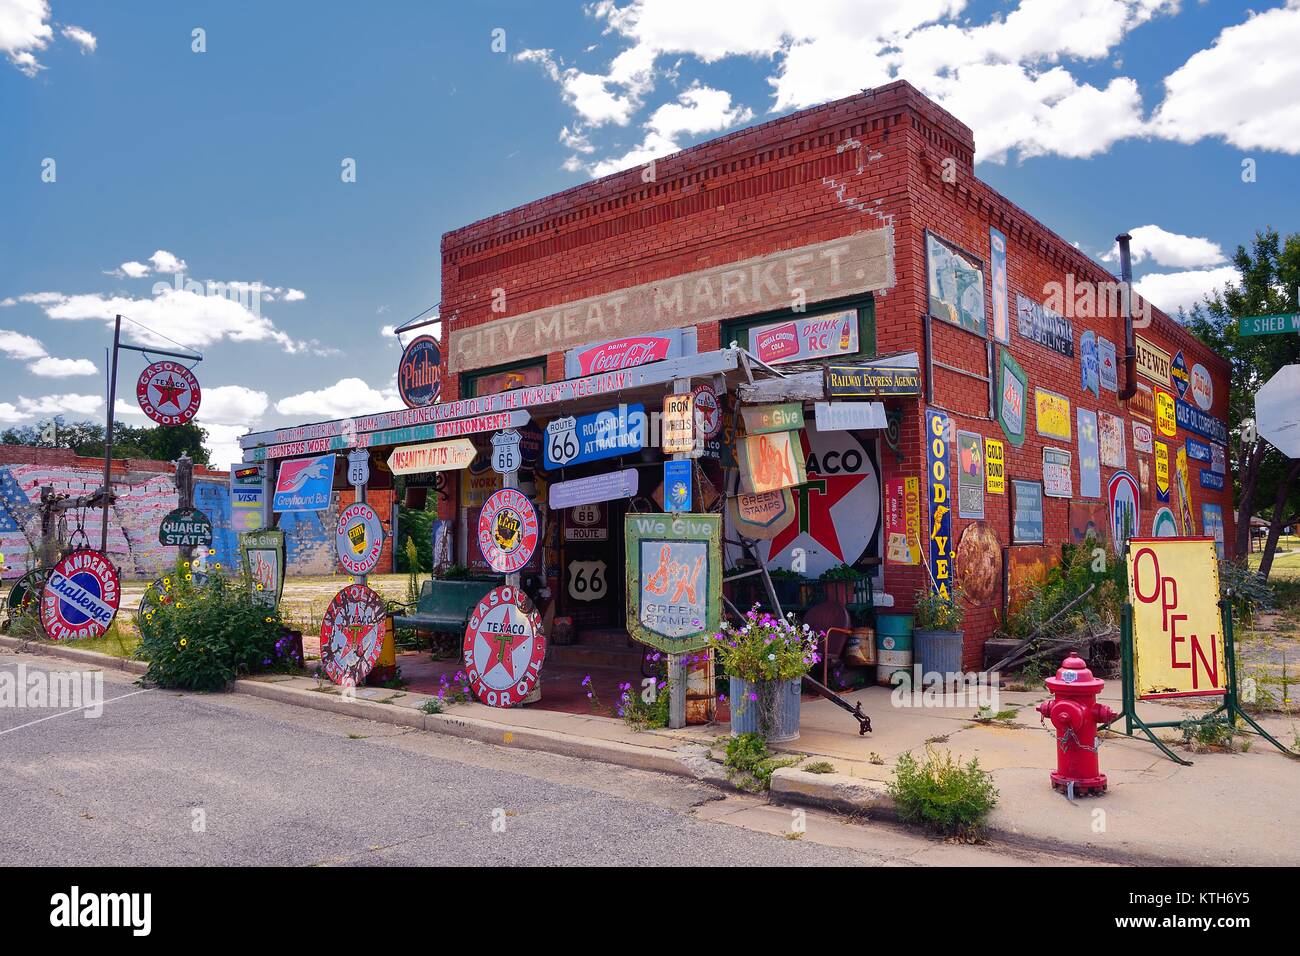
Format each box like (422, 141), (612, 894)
(175, 453), (194, 565)
(100, 315), (122, 552)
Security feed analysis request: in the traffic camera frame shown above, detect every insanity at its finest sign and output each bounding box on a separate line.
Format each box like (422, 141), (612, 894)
(625, 513), (721, 654)
(319, 583), (387, 687)
(463, 585), (546, 708)
(398, 334), (442, 408)
(1127, 537), (1226, 699)
(449, 228), (893, 373)
(825, 364), (921, 398)
(477, 488), (540, 575)
(136, 361), (202, 426)
(387, 438), (476, 475)
(158, 507), (213, 548)
(335, 502), (384, 577)
(40, 549), (120, 641)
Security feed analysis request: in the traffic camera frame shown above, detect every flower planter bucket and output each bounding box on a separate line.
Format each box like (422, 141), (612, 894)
(729, 676), (801, 742)
(875, 613), (913, 686)
(914, 629), (963, 686)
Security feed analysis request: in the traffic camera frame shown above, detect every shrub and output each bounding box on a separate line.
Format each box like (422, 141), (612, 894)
(136, 568), (291, 691)
(723, 732), (798, 792)
(1004, 542), (1123, 641)
(913, 585), (966, 631)
(889, 747), (999, 840)
(617, 677), (670, 731)
(710, 606), (820, 683)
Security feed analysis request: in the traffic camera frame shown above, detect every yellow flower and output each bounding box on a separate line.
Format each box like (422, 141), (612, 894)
(185, 573), (193, 581)
(214, 562), (222, 569)
(207, 548), (215, 555)
(256, 583), (264, 591)
(183, 560), (191, 569)
(264, 617), (273, 623)
(179, 638), (188, 647)
(163, 577), (171, 587)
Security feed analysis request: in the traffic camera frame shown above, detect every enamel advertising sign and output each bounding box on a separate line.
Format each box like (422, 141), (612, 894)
(997, 348), (1028, 446)
(548, 469), (638, 510)
(625, 513), (721, 654)
(884, 476), (922, 565)
(39, 549), (120, 641)
(387, 438), (476, 475)
(1108, 470), (1140, 554)
(926, 408), (954, 599)
(398, 335), (442, 408)
(320, 583), (387, 687)
(240, 529), (286, 607)
(564, 330), (685, 378)
(273, 454), (336, 512)
(1135, 336), (1172, 385)
(335, 502), (384, 576)
(462, 585), (546, 707)
(543, 404), (647, 469)
(1035, 389), (1072, 440)
(751, 310), (858, 365)
(477, 488), (540, 574)
(1127, 537), (1226, 700)
(136, 361), (201, 426)
(229, 464), (265, 533)
(737, 430), (807, 494)
(158, 507), (213, 548)
(729, 489), (796, 542)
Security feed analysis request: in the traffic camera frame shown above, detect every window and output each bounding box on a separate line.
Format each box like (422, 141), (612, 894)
(461, 359), (546, 398)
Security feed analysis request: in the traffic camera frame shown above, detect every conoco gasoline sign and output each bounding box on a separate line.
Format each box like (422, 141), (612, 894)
(477, 488), (539, 574)
(40, 549), (121, 641)
(319, 583), (387, 686)
(136, 361), (201, 425)
(462, 585), (545, 707)
(335, 502), (384, 576)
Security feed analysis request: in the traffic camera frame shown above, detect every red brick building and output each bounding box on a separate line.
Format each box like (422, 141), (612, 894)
(431, 80), (1233, 670)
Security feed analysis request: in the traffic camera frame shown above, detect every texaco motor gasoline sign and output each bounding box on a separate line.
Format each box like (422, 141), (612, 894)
(335, 502), (384, 576)
(319, 584), (387, 686)
(136, 361), (201, 425)
(40, 549), (121, 641)
(477, 488), (539, 574)
(462, 585), (545, 707)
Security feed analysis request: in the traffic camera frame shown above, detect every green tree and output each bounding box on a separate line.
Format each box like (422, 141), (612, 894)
(0, 417), (210, 464)
(1186, 228), (1300, 577)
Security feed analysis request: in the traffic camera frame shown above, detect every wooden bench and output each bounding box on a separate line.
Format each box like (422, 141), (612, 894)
(392, 578), (501, 636)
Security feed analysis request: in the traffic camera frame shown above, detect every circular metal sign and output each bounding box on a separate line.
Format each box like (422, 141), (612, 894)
(40, 549), (120, 641)
(477, 488), (539, 574)
(335, 502), (384, 576)
(462, 585), (545, 707)
(398, 335), (442, 408)
(158, 507), (213, 548)
(319, 584), (387, 686)
(136, 361), (201, 425)
(692, 383), (722, 439)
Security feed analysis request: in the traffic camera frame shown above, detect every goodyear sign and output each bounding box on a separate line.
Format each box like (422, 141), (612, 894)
(925, 408), (953, 599)
(1127, 537), (1226, 699)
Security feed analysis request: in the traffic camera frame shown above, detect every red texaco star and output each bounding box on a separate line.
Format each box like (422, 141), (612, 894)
(151, 374), (188, 409)
(482, 610), (525, 679)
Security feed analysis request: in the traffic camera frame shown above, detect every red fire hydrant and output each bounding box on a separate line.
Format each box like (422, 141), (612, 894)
(1035, 651), (1118, 796)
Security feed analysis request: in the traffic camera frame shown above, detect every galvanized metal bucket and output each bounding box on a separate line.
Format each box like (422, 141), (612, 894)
(729, 676), (801, 742)
(914, 629), (963, 685)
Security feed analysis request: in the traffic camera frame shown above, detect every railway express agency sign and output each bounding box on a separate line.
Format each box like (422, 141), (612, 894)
(40, 549), (121, 640)
(463, 585), (545, 707)
(477, 488), (539, 574)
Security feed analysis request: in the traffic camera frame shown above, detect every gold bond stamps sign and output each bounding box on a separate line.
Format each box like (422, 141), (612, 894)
(463, 585), (545, 707)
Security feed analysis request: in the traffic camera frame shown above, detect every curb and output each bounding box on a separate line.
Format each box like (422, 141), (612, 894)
(0, 635), (148, 676)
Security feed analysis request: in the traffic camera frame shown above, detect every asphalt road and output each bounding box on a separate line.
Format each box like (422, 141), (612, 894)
(0, 648), (1080, 867)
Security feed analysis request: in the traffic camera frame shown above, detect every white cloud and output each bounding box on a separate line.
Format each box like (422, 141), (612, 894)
(1151, 1), (1300, 154)
(275, 377), (400, 420)
(60, 24), (94, 52)
(196, 384), (269, 425)
(1134, 266), (1238, 315)
(201, 422), (250, 469)
(148, 249), (187, 274)
(0, 0), (52, 75)
(1102, 225), (1227, 268)
(28, 356), (96, 377)
(283, 288), (305, 302)
(118, 260), (151, 278)
(3, 392), (103, 421)
(0, 328), (48, 360)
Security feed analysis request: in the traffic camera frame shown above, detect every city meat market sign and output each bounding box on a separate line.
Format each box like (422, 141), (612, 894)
(136, 361), (201, 426)
(463, 585), (545, 708)
(477, 488), (540, 574)
(398, 335), (442, 407)
(40, 549), (121, 641)
(448, 228), (893, 373)
(158, 507), (213, 548)
(625, 513), (721, 654)
(387, 438), (476, 475)
(335, 502), (384, 576)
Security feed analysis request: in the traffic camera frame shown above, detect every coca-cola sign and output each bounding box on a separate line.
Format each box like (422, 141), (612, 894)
(398, 335), (442, 408)
(564, 329), (686, 378)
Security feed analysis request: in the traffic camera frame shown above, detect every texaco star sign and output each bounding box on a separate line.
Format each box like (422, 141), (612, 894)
(137, 360), (202, 425)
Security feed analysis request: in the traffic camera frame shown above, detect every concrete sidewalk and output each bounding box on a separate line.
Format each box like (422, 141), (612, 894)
(6, 633), (1298, 866)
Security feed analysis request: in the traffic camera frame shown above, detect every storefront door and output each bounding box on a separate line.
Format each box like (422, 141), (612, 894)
(559, 499), (625, 630)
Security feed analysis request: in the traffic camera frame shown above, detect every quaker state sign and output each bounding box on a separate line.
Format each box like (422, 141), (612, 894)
(477, 488), (539, 574)
(40, 549), (121, 641)
(158, 507), (213, 548)
(625, 513), (721, 654)
(335, 502), (384, 576)
(136, 360), (201, 425)
(463, 585), (545, 707)
(319, 584), (387, 686)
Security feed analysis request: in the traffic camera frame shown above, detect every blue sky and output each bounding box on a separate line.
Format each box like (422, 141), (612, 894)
(3, 0), (1298, 466)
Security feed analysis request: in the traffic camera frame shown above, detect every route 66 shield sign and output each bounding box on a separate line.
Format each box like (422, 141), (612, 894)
(491, 429), (522, 475)
(319, 584), (386, 686)
(347, 450), (370, 486)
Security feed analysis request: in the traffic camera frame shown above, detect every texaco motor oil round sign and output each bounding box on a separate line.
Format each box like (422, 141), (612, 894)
(335, 502), (384, 576)
(477, 488), (539, 574)
(319, 584), (387, 687)
(136, 360), (201, 425)
(40, 549), (121, 641)
(462, 585), (545, 707)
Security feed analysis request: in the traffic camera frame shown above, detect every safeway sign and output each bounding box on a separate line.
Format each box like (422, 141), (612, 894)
(1256, 364), (1300, 458)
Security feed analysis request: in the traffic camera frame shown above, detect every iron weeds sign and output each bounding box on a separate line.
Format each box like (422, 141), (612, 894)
(625, 513), (721, 654)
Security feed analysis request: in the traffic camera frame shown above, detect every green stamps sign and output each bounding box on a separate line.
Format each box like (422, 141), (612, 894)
(158, 507), (213, 548)
(240, 529), (286, 608)
(997, 347), (1028, 447)
(624, 513), (721, 654)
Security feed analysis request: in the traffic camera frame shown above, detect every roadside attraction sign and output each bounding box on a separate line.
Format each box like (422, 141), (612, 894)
(320, 583), (387, 687)
(39, 549), (120, 641)
(136, 360), (201, 425)
(543, 404), (646, 469)
(335, 502), (384, 576)
(477, 488), (540, 574)
(462, 585), (545, 707)
(625, 512), (721, 654)
(397, 334), (442, 407)
(158, 507), (213, 548)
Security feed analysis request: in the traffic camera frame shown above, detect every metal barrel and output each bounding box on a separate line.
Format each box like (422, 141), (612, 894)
(875, 613), (914, 686)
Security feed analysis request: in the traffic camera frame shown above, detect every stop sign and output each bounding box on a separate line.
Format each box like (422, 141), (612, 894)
(1257, 364), (1300, 457)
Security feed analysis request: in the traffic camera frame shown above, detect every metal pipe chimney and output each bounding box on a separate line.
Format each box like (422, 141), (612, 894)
(1117, 233), (1137, 400)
